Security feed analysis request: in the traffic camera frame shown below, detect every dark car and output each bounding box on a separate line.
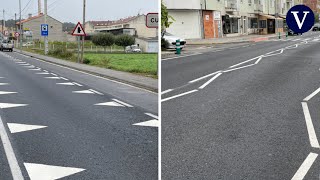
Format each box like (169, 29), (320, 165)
(312, 23), (320, 31)
(288, 29), (301, 36)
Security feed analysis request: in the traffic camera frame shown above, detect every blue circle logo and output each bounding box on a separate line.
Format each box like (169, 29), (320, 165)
(286, 5), (315, 33)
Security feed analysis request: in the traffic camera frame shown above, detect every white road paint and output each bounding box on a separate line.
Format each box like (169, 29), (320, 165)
(263, 49), (284, 57)
(254, 56), (263, 64)
(7, 123), (47, 133)
(15, 62), (25, 64)
(162, 89), (198, 102)
(24, 163), (85, 180)
(89, 89), (104, 95)
(29, 68), (41, 71)
(72, 90), (95, 94)
(23, 66), (35, 68)
(301, 102), (320, 148)
(303, 87), (320, 102)
(56, 82), (75, 86)
(162, 53), (203, 61)
(291, 152), (318, 180)
(229, 56), (262, 68)
(161, 89), (173, 95)
(0, 116), (24, 180)
(45, 77), (61, 79)
(72, 82), (83, 87)
(223, 64), (255, 73)
(95, 101), (125, 107)
(43, 70), (48, 72)
(198, 73), (222, 89)
(285, 44), (299, 49)
(133, 120), (159, 127)
(36, 72), (50, 75)
(112, 99), (133, 107)
(19, 63), (30, 66)
(60, 77), (69, 81)
(189, 71), (222, 84)
(51, 73), (57, 76)
(0, 91), (17, 95)
(0, 83), (9, 85)
(0, 103), (28, 109)
(292, 38), (301, 41)
(145, 113), (158, 119)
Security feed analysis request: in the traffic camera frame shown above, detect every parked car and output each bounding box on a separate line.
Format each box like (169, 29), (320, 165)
(312, 23), (320, 31)
(125, 45), (142, 53)
(22, 41), (34, 47)
(288, 29), (301, 36)
(0, 39), (14, 52)
(163, 32), (186, 49)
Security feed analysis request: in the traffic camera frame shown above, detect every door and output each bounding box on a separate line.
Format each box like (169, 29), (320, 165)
(203, 10), (214, 39)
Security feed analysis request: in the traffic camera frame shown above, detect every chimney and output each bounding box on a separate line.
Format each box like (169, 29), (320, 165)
(38, 0), (42, 15)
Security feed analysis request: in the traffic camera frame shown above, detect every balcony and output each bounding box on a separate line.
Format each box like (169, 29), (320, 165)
(225, 0), (238, 12)
(254, 4), (263, 13)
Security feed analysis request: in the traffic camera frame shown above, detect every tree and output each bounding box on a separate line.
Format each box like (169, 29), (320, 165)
(92, 33), (115, 52)
(161, 1), (175, 37)
(115, 34), (135, 52)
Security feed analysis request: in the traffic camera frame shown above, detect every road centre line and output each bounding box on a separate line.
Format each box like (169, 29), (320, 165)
(161, 89), (173, 95)
(223, 64), (255, 73)
(162, 90), (198, 102)
(0, 116), (24, 180)
(145, 113), (158, 119)
(189, 71), (222, 84)
(303, 87), (320, 102)
(112, 99), (133, 107)
(199, 73), (222, 89)
(301, 102), (320, 148)
(162, 53), (203, 61)
(291, 152), (318, 180)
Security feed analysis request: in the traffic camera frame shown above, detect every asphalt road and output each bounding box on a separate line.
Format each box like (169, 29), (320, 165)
(0, 51), (158, 179)
(162, 31), (320, 179)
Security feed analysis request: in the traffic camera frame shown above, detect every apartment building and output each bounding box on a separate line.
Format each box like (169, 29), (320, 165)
(163, 0), (294, 39)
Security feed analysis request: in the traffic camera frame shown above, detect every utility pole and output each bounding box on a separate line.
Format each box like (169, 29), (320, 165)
(44, 0), (48, 55)
(19, 0), (22, 52)
(3, 9), (5, 34)
(275, 0), (278, 34)
(80, 0), (86, 63)
(15, 13), (17, 32)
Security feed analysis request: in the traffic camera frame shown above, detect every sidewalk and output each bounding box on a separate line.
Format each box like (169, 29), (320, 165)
(14, 50), (158, 92)
(187, 33), (286, 45)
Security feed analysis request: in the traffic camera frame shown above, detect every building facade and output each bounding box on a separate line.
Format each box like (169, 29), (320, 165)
(163, 0), (295, 39)
(303, 0), (317, 12)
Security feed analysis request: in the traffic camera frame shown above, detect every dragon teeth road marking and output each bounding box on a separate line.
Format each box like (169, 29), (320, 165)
(0, 83), (9, 86)
(112, 99), (133, 107)
(56, 82), (75, 86)
(0, 103), (28, 109)
(24, 163), (85, 180)
(89, 89), (104, 95)
(45, 77), (61, 79)
(133, 120), (159, 127)
(72, 82), (83, 87)
(301, 102), (320, 148)
(0, 91), (17, 95)
(72, 90), (95, 94)
(291, 152), (318, 180)
(7, 123), (47, 133)
(95, 101), (125, 107)
(145, 113), (158, 119)
(36, 72), (50, 75)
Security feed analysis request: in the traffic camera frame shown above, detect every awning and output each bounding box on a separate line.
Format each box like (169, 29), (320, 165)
(279, 15), (286, 19)
(226, 14), (241, 18)
(260, 14), (275, 19)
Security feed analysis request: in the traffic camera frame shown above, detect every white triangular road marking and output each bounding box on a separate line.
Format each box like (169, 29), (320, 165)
(0, 91), (17, 95)
(72, 90), (95, 94)
(133, 120), (159, 127)
(24, 163), (85, 180)
(36, 72), (50, 75)
(57, 82), (75, 86)
(0, 103), (28, 109)
(95, 102), (124, 107)
(45, 77), (61, 79)
(7, 123), (47, 133)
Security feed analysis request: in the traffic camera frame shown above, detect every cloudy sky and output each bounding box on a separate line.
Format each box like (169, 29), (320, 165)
(0, 0), (158, 22)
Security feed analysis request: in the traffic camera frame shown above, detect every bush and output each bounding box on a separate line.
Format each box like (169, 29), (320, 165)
(48, 47), (73, 59)
(92, 33), (115, 51)
(83, 58), (91, 64)
(115, 34), (135, 51)
(161, 38), (169, 49)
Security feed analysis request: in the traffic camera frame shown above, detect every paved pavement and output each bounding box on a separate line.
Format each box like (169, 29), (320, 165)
(0, 51), (158, 179)
(162, 31), (320, 179)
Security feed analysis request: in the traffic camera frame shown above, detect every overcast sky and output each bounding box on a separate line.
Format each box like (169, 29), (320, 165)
(0, 0), (158, 23)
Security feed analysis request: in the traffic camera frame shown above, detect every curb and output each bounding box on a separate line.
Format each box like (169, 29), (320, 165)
(14, 50), (158, 93)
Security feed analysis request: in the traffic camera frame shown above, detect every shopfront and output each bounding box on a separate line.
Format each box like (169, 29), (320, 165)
(222, 14), (240, 36)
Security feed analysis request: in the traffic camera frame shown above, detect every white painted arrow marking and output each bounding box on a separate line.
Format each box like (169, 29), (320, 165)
(7, 123), (47, 133)
(133, 120), (159, 127)
(0, 91), (17, 95)
(45, 77), (61, 79)
(72, 90), (95, 94)
(24, 163), (85, 180)
(95, 102), (125, 107)
(0, 103), (28, 109)
(56, 82), (75, 86)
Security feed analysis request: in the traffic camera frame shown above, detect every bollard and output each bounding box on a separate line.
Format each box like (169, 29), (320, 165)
(286, 32), (288, 40)
(175, 39), (181, 55)
(278, 32), (281, 39)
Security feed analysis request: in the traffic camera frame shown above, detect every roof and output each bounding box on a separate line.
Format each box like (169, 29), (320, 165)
(88, 15), (143, 27)
(16, 13), (62, 25)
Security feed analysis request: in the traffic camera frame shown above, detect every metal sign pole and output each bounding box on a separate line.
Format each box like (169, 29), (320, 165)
(77, 36), (80, 63)
(44, 0), (48, 55)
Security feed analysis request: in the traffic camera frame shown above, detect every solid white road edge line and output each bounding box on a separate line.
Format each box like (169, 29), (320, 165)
(162, 89), (198, 103)
(303, 87), (320, 102)
(161, 89), (173, 95)
(301, 102), (320, 148)
(291, 152), (318, 180)
(145, 113), (158, 119)
(0, 116), (24, 180)
(223, 64), (255, 73)
(112, 99), (133, 107)
(189, 71), (222, 84)
(198, 73), (222, 89)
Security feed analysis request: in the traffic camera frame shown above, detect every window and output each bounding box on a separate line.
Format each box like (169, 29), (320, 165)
(259, 20), (266, 28)
(249, 18), (258, 28)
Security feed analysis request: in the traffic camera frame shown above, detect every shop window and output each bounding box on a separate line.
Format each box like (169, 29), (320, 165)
(259, 20), (266, 28)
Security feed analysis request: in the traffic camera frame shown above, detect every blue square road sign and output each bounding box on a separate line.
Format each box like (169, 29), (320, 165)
(41, 24), (49, 36)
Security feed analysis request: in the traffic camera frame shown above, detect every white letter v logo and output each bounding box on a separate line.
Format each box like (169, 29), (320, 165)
(291, 11), (310, 29)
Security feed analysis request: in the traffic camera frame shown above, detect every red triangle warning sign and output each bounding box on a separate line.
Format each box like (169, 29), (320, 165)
(72, 22), (86, 36)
